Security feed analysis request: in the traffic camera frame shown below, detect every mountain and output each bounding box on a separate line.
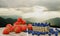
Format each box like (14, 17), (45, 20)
(0, 17), (6, 27)
(5, 18), (17, 25)
(0, 17), (17, 27)
(46, 17), (60, 27)
(0, 15), (60, 27)
(0, 15), (22, 19)
(24, 17), (60, 27)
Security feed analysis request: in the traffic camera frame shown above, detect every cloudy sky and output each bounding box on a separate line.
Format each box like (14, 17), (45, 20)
(0, 0), (60, 11)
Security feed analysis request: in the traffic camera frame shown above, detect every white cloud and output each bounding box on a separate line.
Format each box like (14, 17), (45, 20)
(0, 8), (23, 16)
(0, 6), (60, 22)
(21, 6), (60, 22)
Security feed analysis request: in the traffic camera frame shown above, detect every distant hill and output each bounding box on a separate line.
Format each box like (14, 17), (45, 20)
(0, 15), (60, 28)
(0, 17), (6, 27)
(0, 16), (32, 27)
(0, 15), (22, 19)
(0, 17), (17, 27)
(24, 17), (60, 27)
(46, 17), (60, 27)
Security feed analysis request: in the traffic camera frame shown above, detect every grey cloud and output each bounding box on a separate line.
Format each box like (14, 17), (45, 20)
(0, 0), (60, 11)
(37, 0), (60, 11)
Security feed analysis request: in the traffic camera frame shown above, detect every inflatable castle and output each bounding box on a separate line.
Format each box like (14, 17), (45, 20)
(28, 23), (58, 36)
